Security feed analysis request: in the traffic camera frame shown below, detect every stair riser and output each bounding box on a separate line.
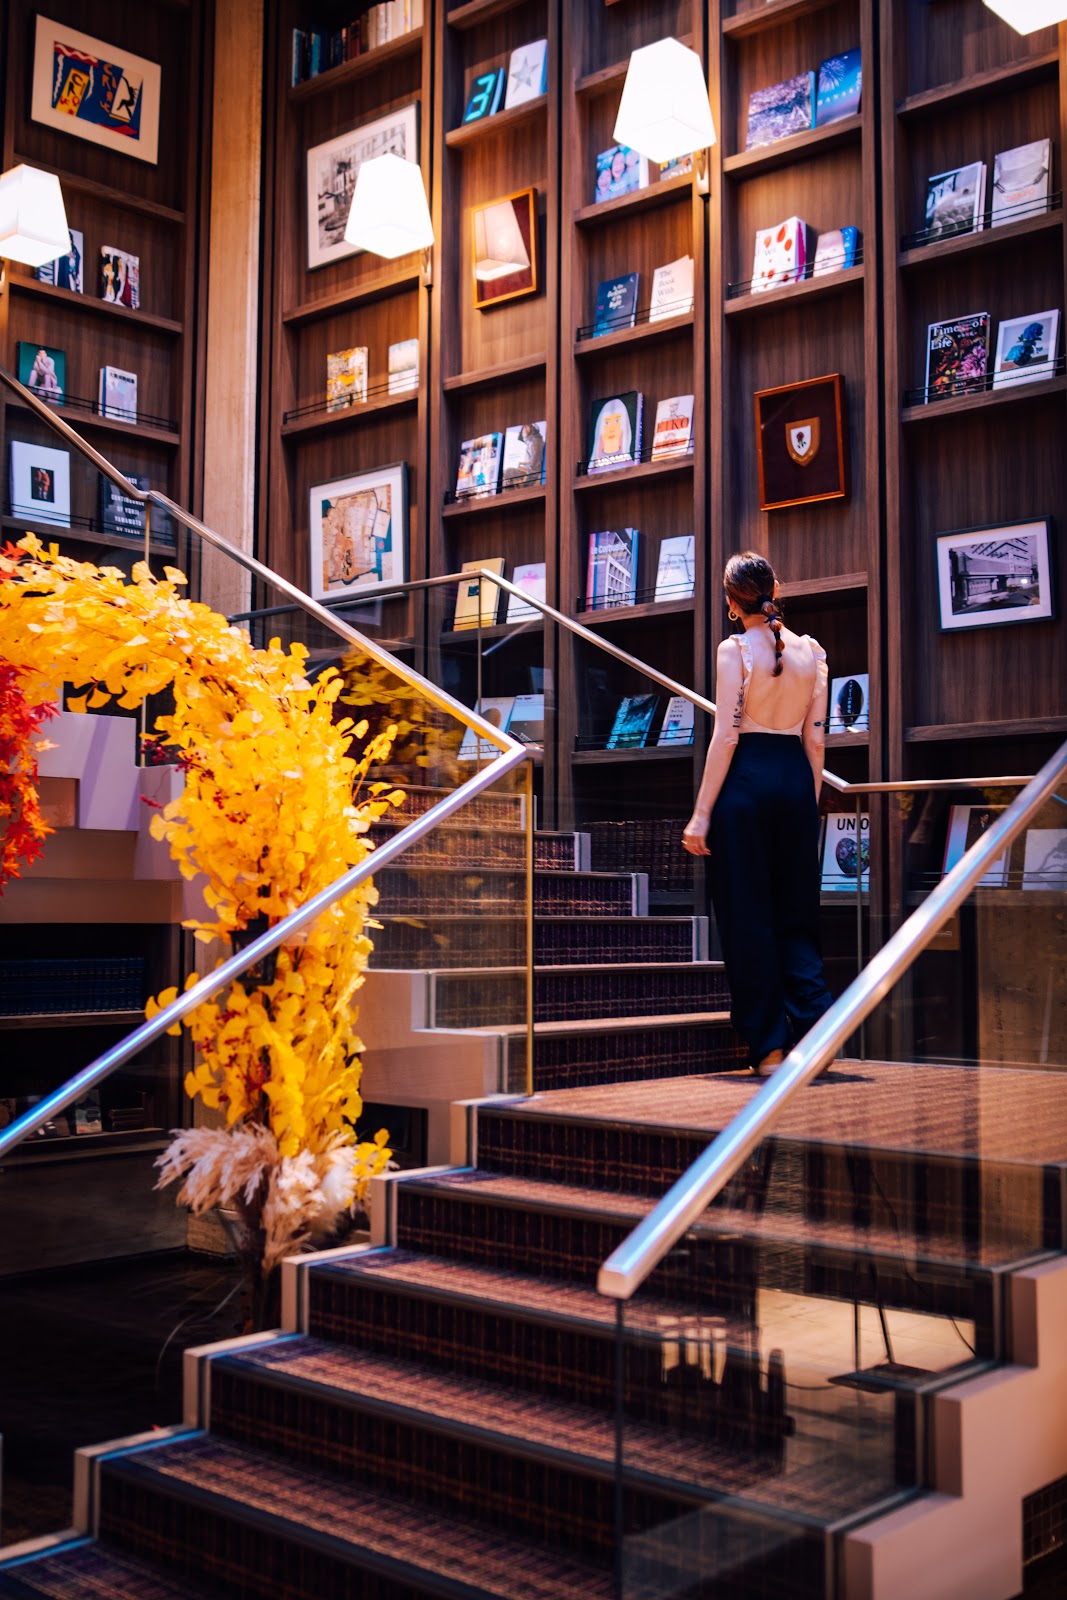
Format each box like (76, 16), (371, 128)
(370, 919), (703, 969)
(370, 831), (575, 870)
(513, 1023), (747, 1093)
(432, 968), (732, 1027)
(373, 870), (635, 917)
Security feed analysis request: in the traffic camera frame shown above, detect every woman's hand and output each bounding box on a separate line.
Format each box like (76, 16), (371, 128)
(682, 814), (710, 856)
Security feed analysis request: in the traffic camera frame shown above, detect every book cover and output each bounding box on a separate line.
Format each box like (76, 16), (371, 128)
(606, 693), (659, 749)
(587, 392), (643, 472)
(992, 138), (1052, 226)
(506, 561), (547, 623)
(326, 346), (368, 410)
(925, 162), (986, 239)
(942, 804), (1010, 888)
(388, 338), (419, 395)
(458, 697), (515, 760)
(463, 67), (506, 122)
(502, 421), (546, 488)
(649, 256), (694, 322)
(9, 440), (71, 527)
(593, 272), (639, 336)
(36, 228), (83, 293)
(993, 309), (1060, 389)
(587, 528), (639, 610)
(745, 71), (816, 150)
(658, 154), (693, 181)
(814, 49), (862, 126)
(751, 217), (809, 292)
(455, 433), (503, 498)
(1022, 829), (1067, 889)
(17, 342), (65, 406)
(453, 556), (505, 629)
(828, 673), (869, 734)
(821, 811), (870, 892)
(99, 474), (151, 538)
(594, 144), (649, 204)
(74, 1090), (102, 1135)
(650, 395), (694, 460)
(657, 695), (695, 747)
(99, 246), (140, 309)
(98, 366), (138, 423)
(508, 693), (546, 745)
(812, 226), (860, 277)
(925, 312), (990, 401)
(504, 39), (548, 108)
(654, 534), (695, 602)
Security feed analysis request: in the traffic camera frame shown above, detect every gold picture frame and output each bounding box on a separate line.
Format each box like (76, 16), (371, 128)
(471, 187), (538, 310)
(754, 373), (848, 512)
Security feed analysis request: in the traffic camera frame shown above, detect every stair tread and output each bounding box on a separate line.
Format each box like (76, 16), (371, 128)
(0, 1539), (218, 1600)
(462, 1010), (731, 1037)
(108, 1434), (614, 1600)
(428, 962), (726, 976)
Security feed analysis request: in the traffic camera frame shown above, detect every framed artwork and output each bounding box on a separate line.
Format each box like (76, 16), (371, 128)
(754, 373), (847, 512)
(306, 105), (419, 271)
(308, 463), (408, 602)
(935, 518), (1054, 632)
(31, 16), (161, 165)
(471, 188), (538, 310)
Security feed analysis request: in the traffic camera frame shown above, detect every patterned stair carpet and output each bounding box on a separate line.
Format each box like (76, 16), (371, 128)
(0, 1543), (218, 1600)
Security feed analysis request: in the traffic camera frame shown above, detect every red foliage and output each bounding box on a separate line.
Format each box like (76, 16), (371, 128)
(0, 662), (57, 893)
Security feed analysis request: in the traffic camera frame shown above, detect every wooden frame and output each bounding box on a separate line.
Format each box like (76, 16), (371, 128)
(470, 187), (538, 310)
(935, 517), (1055, 633)
(754, 373), (848, 511)
(31, 14), (162, 165)
(308, 460), (409, 601)
(305, 103), (420, 272)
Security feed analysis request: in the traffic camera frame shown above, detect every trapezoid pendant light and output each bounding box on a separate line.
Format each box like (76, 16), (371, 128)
(983, 0), (1067, 29)
(0, 164), (69, 269)
(344, 152), (434, 259)
(613, 37), (716, 167)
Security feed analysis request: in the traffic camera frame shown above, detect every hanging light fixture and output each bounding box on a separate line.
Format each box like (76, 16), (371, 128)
(344, 152), (434, 260)
(0, 164), (69, 269)
(982, 0), (1067, 29)
(613, 37), (716, 167)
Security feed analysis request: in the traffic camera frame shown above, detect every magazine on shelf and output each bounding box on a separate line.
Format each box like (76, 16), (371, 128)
(453, 557), (504, 630)
(745, 71), (816, 150)
(751, 217), (809, 292)
(9, 440), (71, 527)
(992, 138), (1052, 225)
(925, 162), (986, 239)
(587, 529), (639, 610)
(457, 696), (515, 760)
(654, 535), (695, 602)
(658, 154), (693, 181)
(827, 673), (869, 734)
(821, 812), (870, 892)
(505, 561), (547, 623)
(326, 346), (368, 410)
(993, 310), (1060, 389)
(455, 433), (503, 498)
(606, 694), (659, 750)
(17, 342), (65, 406)
(594, 144), (649, 204)
(463, 68), (506, 123)
(650, 395), (694, 460)
(814, 49), (862, 126)
(649, 256), (694, 321)
(501, 420), (546, 487)
(99, 246), (140, 309)
(98, 366), (138, 423)
(508, 693), (546, 746)
(925, 313), (990, 401)
(593, 272), (639, 335)
(99, 474), (151, 538)
(657, 695), (695, 747)
(587, 392), (643, 472)
(36, 228), (83, 293)
(504, 39), (548, 108)
(1022, 829), (1067, 889)
(388, 338), (419, 395)
(812, 226), (859, 277)
(942, 805), (1010, 888)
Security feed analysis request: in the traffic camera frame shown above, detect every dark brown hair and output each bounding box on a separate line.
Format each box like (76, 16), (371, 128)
(723, 550), (784, 676)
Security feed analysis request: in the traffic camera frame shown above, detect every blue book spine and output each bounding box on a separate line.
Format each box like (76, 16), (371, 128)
(593, 272), (639, 336)
(840, 225), (859, 266)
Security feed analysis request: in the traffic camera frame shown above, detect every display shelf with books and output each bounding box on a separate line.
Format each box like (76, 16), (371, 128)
(288, 24), (425, 100)
(445, 92), (549, 147)
(574, 309), (695, 357)
(442, 353), (548, 392)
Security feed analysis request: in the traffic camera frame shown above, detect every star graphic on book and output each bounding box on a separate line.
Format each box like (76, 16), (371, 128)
(511, 52), (540, 91)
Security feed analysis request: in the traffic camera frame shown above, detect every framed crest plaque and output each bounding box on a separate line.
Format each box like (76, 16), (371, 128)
(754, 373), (847, 511)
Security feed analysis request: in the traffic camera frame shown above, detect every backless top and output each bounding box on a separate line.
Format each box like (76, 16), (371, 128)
(731, 631), (827, 737)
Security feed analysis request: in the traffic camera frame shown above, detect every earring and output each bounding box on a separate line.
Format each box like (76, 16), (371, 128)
(727, 607), (740, 622)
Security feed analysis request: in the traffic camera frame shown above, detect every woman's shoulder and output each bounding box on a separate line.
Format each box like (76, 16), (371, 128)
(785, 627), (826, 661)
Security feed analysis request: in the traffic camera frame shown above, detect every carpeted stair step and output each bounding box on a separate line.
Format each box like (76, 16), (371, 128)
(0, 1539), (220, 1600)
(428, 962), (733, 1027)
(369, 915), (707, 970)
(372, 866), (643, 917)
(501, 1014), (746, 1092)
(371, 819), (586, 871)
(371, 784), (524, 829)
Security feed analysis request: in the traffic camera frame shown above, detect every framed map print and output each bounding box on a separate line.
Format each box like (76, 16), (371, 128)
(31, 16), (161, 164)
(306, 105), (419, 271)
(308, 463), (408, 601)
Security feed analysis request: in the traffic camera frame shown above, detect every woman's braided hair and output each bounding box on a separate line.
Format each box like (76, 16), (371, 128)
(724, 550), (785, 676)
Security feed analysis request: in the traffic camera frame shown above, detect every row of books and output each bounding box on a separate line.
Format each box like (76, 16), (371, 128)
(291, 0), (423, 85)
(592, 146), (691, 206)
(459, 693), (545, 759)
(17, 343), (141, 423)
(9, 439), (157, 539)
(36, 230), (140, 309)
(462, 40), (548, 124)
(326, 339), (419, 410)
(0, 956), (145, 1016)
(750, 218), (858, 292)
(924, 307), (1061, 400)
(586, 391), (693, 474)
(923, 140), (1051, 239)
(746, 49), (861, 151)
(592, 256), (693, 335)
(0, 1092), (103, 1138)
(456, 424), (547, 498)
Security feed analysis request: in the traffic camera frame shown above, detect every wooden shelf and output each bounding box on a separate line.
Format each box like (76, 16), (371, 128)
(4, 393), (180, 448)
(575, 598), (695, 627)
(442, 484), (547, 518)
(574, 311), (693, 356)
(825, 730), (870, 749)
(0, 1009), (145, 1031)
(778, 571), (867, 601)
(725, 265), (864, 318)
(899, 207), (1062, 271)
(573, 175), (693, 228)
(572, 454), (695, 493)
(0, 515), (177, 558)
(723, 115), (862, 179)
(6, 1130), (169, 1164)
(443, 353), (546, 392)
(8, 156), (185, 224)
(901, 374), (1067, 425)
(447, 0), (527, 29)
(281, 390), (418, 439)
(282, 267), (422, 328)
(446, 95), (548, 148)
(289, 28), (423, 99)
(442, 619), (545, 643)
(897, 51), (1059, 122)
(722, 0), (842, 39)
(905, 716), (1067, 744)
(572, 745), (695, 765)
(575, 37), (693, 98)
(8, 275), (183, 335)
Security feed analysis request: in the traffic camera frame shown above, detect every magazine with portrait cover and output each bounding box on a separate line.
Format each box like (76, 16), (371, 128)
(99, 246), (140, 309)
(593, 145), (649, 204)
(17, 343), (65, 406)
(9, 440), (71, 527)
(587, 392), (642, 472)
(36, 228), (83, 293)
(502, 420), (546, 488)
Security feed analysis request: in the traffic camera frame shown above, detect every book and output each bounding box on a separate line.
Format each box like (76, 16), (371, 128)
(942, 804), (1010, 888)
(821, 812), (870, 892)
(751, 217), (809, 292)
(388, 338), (419, 395)
(607, 694), (659, 750)
(74, 1090), (102, 1135)
(992, 138), (1052, 226)
(99, 246), (140, 309)
(925, 312), (990, 401)
(9, 440), (71, 527)
(463, 67), (506, 122)
(508, 693), (546, 745)
(35, 227), (83, 293)
(594, 144), (649, 204)
(657, 695), (695, 747)
(812, 226), (860, 277)
(658, 154), (693, 181)
(455, 433), (503, 498)
(326, 346), (368, 410)
(654, 535), (695, 602)
(815, 49), (862, 126)
(504, 39), (548, 108)
(650, 395), (694, 461)
(828, 673), (869, 734)
(993, 310), (1060, 389)
(506, 561), (547, 623)
(925, 162), (986, 239)
(458, 696), (515, 760)
(587, 528), (639, 610)
(99, 474), (151, 538)
(501, 421), (546, 488)
(593, 272), (639, 336)
(453, 557), (505, 629)
(17, 342), (65, 406)
(587, 392), (643, 473)
(745, 71), (816, 150)
(98, 366), (138, 423)
(1022, 829), (1067, 890)
(649, 256), (694, 322)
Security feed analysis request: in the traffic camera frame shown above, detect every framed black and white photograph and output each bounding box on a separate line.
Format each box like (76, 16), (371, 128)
(9, 440), (71, 528)
(935, 519), (1055, 632)
(306, 105), (419, 271)
(754, 373), (848, 512)
(308, 462), (407, 602)
(31, 16), (161, 165)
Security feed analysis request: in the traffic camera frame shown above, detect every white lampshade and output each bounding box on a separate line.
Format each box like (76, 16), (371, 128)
(983, 0), (1067, 29)
(613, 37), (716, 166)
(344, 153), (433, 259)
(0, 164), (69, 268)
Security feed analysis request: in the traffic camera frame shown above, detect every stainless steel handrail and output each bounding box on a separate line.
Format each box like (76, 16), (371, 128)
(597, 733), (1067, 1300)
(0, 745), (529, 1161)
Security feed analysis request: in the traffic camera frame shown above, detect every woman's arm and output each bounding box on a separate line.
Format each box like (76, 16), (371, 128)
(682, 638), (744, 856)
(802, 649), (829, 802)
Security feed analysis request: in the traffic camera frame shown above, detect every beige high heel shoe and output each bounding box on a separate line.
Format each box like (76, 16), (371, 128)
(755, 1049), (784, 1077)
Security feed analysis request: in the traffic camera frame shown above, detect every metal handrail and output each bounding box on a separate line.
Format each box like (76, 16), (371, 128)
(597, 732), (1067, 1300)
